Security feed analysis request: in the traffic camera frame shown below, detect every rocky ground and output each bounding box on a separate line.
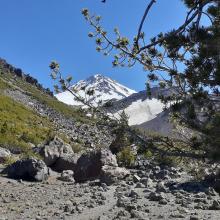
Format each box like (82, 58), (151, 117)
(1, 159), (220, 220)
(0, 63), (220, 220)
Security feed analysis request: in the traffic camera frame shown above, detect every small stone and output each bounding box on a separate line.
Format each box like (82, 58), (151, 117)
(156, 181), (167, 192)
(159, 199), (168, 205)
(209, 200), (220, 210)
(148, 192), (164, 202)
(130, 210), (149, 220)
(133, 175), (141, 182)
(170, 213), (185, 218)
(130, 189), (139, 198)
(190, 215), (199, 220)
(59, 170), (75, 182)
(135, 182), (145, 188)
(64, 201), (72, 212)
(142, 177), (154, 188)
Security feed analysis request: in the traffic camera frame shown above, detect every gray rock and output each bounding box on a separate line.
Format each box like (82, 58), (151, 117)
(129, 189), (139, 198)
(156, 181), (167, 192)
(207, 187), (218, 196)
(0, 147), (11, 163)
(100, 148), (118, 167)
(148, 192), (165, 201)
(58, 170), (75, 182)
(117, 196), (131, 208)
(170, 212), (185, 218)
(135, 182), (145, 188)
(3, 158), (49, 181)
(133, 174), (141, 182)
(52, 153), (80, 172)
(100, 165), (130, 185)
(190, 215), (199, 220)
(159, 198), (168, 205)
(39, 136), (73, 166)
(141, 177), (154, 188)
(130, 210), (149, 220)
(74, 149), (118, 182)
(209, 200), (220, 210)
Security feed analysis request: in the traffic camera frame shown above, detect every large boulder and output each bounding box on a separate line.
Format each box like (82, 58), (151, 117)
(74, 149), (118, 182)
(3, 158), (49, 181)
(0, 147), (11, 163)
(39, 136), (73, 166)
(52, 153), (80, 172)
(100, 165), (130, 185)
(100, 148), (118, 167)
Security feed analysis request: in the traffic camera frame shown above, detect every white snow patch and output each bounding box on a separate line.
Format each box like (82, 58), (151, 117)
(114, 98), (164, 126)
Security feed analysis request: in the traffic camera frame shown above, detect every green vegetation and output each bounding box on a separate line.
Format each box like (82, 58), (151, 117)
(0, 63), (93, 124)
(0, 61), (95, 157)
(0, 94), (52, 153)
(56, 132), (83, 153)
(70, 142), (83, 153)
(2, 156), (17, 166)
(116, 146), (136, 167)
(0, 77), (8, 90)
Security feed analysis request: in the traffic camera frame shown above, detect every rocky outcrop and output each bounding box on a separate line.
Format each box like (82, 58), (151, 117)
(39, 136), (73, 166)
(52, 153), (80, 172)
(0, 147), (11, 163)
(74, 149), (119, 182)
(74, 150), (103, 182)
(3, 158), (49, 181)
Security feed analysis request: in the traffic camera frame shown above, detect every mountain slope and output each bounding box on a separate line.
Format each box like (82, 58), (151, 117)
(104, 87), (175, 126)
(0, 58), (114, 154)
(55, 74), (136, 106)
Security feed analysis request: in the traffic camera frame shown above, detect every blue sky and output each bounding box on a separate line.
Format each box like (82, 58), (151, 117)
(0, 0), (189, 91)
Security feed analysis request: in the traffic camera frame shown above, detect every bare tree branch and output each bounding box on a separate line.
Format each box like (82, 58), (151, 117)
(136, 0), (156, 48)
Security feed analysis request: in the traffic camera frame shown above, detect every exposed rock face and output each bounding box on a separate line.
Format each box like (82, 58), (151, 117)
(0, 147), (11, 163)
(100, 148), (118, 167)
(74, 150), (102, 182)
(100, 166), (130, 185)
(52, 153), (80, 172)
(3, 158), (49, 181)
(39, 136), (73, 166)
(74, 149), (118, 182)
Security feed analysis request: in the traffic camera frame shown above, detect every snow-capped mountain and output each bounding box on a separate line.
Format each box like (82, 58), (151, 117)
(56, 74), (174, 134)
(55, 74), (136, 106)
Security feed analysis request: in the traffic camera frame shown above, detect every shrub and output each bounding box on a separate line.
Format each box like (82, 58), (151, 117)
(0, 94), (52, 152)
(71, 143), (83, 153)
(3, 156), (17, 166)
(156, 155), (179, 167)
(117, 146), (136, 167)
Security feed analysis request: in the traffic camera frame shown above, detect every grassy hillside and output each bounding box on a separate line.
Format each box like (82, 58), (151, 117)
(0, 59), (94, 155)
(0, 91), (53, 154)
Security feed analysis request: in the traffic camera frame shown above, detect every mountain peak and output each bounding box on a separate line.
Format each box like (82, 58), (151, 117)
(94, 74), (103, 78)
(56, 74), (136, 106)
